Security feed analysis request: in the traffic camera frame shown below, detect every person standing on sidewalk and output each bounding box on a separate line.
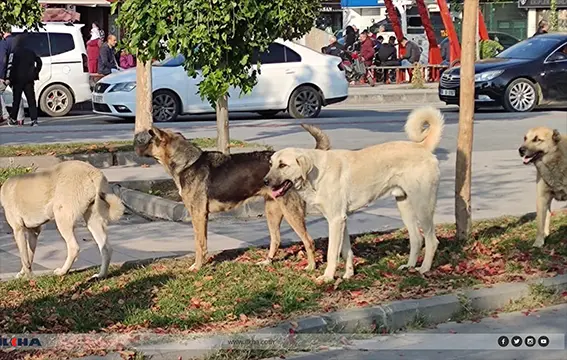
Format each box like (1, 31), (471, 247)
(98, 34), (119, 76)
(86, 22), (102, 74)
(0, 28), (24, 125)
(6, 33), (42, 127)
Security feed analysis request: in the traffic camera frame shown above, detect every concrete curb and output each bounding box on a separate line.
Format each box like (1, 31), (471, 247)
(112, 184), (272, 222)
(83, 274), (567, 360)
(112, 184), (325, 222)
(0, 147), (268, 169)
(344, 89), (438, 105)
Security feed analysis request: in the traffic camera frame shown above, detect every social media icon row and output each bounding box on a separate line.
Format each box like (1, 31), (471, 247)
(498, 335), (549, 348)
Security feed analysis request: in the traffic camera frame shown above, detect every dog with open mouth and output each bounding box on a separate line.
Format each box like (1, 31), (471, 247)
(133, 124), (330, 272)
(519, 126), (567, 247)
(264, 106), (445, 283)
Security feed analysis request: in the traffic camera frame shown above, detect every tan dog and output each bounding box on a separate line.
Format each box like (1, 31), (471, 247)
(0, 160), (124, 279)
(264, 106), (444, 283)
(519, 127), (567, 247)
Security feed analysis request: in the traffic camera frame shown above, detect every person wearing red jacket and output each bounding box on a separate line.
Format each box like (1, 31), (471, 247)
(359, 31), (375, 67)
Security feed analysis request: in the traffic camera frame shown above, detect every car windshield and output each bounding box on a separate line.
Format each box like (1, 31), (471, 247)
(156, 55), (185, 67)
(496, 37), (563, 60)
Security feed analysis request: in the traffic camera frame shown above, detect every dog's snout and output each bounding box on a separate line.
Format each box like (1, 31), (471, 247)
(263, 177), (270, 186)
(134, 131), (151, 146)
(519, 146), (526, 156)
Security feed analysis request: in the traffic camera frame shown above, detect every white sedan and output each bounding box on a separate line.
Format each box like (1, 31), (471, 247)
(92, 40), (349, 122)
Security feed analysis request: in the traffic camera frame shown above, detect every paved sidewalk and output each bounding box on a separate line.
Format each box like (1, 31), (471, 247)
(275, 303), (567, 360)
(0, 147), (558, 278)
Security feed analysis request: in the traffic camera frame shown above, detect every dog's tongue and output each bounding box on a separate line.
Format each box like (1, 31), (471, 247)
(522, 156), (531, 165)
(272, 188), (284, 198)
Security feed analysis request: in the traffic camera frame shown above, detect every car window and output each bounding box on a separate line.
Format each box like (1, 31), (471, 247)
(158, 55), (185, 67)
(259, 43), (286, 64)
(547, 43), (567, 62)
(49, 33), (75, 56)
(12, 32), (50, 57)
(497, 37), (563, 60)
(285, 46), (301, 62)
(251, 43), (300, 64)
(491, 33), (518, 48)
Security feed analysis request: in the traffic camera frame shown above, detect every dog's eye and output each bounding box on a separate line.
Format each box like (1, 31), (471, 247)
(524, 136), (527, 141)
(533, 136), (539, 142)
(279, 163), (287, 169)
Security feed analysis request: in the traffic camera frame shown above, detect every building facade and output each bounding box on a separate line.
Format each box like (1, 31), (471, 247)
(518, 0), (567, 35)
(316, 0), (344, 33)
(39, 0), (118, 42)
(341, 0), (387, 31)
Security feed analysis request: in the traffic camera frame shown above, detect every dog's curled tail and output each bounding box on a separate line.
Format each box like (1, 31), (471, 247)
(405, 106), (445, 153)
(301, 124), (331, 150)
(93, 173), (125, 222)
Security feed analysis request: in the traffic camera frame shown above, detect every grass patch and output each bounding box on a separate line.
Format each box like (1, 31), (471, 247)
(3, 211), (567, 357)
(0, 138), (259, 157)
(0, 166), (34, 186)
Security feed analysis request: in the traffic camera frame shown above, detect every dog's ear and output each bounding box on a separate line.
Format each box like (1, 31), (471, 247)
(553, 129), (561, 144)
(148, 127), (165, 140)
(296, 154), (313, 180)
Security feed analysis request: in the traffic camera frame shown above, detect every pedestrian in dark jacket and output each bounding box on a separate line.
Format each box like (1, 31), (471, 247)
(98, 34), (119, 76)
(377, 36), (399, 65)
(532, 20), (549, 37)
(344, 26), (357, 51)
(322, 36), (344, 57)
(0, 29), (16, 123)
(359, 31), (375, 67)
(6, 33), (42, 126)
(400, 37), (422, 65)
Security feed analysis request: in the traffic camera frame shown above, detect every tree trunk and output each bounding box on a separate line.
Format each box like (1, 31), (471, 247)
(135, 59), (153, 133)
(455, 0), (478, 243)
(216, 94), (230, 154)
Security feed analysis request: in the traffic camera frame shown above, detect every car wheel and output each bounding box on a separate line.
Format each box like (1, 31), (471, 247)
(288, 86), (322, 119)
(153, 89), (180, 122)
(256, 110), (280, 118)
(39, 84), (74, 117)
(503, 78), (537, 113)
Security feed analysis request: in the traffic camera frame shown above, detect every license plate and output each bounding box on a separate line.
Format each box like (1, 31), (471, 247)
(92, 94), (104, 103)
(440, 89), (456, 96)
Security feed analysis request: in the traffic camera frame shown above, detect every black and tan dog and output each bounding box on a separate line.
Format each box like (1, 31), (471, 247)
(133, 125), (330, 271)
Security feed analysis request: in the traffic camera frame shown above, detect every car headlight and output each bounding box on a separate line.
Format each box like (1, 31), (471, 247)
(109, 82), (136, 92)
(474, 70), (503, 82)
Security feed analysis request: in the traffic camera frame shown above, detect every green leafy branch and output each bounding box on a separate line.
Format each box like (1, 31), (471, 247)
(0, 0), (43, 31)
(113, 0), (320, 107)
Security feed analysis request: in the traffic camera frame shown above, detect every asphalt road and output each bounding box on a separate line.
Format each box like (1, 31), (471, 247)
(272, 303), (567, 360)
(3, 103), (567, 156)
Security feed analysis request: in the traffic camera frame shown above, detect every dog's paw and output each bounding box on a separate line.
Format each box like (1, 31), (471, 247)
(397, 264), (412, 271)
(256, 259), (272, 266)
(532, 239), (545, 248)
(315, 275), (334, 284)
(15, 270), (28, 279)
(417, 266), (431, 275)
(89, 273), (105, 281)
(53, 268), (68, 276)
(342, 270), (354, 279)
(188, 263), (202, 272)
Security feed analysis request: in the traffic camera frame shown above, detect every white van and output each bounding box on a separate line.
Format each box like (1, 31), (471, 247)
(4, 22), (91, 117)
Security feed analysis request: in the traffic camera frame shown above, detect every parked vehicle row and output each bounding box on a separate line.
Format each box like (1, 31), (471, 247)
(92, 41), (349, 122)
(439, 33), (567, 112)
